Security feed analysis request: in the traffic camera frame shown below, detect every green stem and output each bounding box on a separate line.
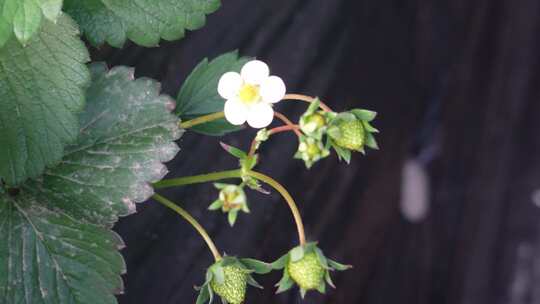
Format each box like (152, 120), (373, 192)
(154, 169), (307, 246)
(153, 169), (242, 189)
(180, 112), (225, 129)
(153, 194), (222, 261)
(246, 170), (307, 246)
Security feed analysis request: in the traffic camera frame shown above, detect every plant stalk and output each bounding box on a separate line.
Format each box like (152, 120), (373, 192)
(153, 194), (222, 261)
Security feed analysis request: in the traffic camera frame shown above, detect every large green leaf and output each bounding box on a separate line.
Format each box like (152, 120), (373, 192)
(0, 193), (126, 304)
(0, 64), (182, 303)
(0, 14), (90, 186)
(176, 51), (250, 136)
(63, 0), (221, 47)
(0, 0), (63, 46)
(24, 63), (183, 227)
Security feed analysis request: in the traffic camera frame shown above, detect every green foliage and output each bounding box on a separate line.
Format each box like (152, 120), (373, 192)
(0, 194), (126, 304)
(0, 0), (63, 46)
(0, 14), (90, 186)
(23, 64), (182, 226)
(63, 0), (220, 47)
(176, 51), (251, 136)
(0, 64), (181, 304)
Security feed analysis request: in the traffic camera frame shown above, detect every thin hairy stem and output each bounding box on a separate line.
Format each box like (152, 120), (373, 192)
(153, 194), (222, 261)
(283, 93), (333, 112)
(153, 169), (242, 189)
(246, 170), (306, 245)
(180, 112), (225, 129)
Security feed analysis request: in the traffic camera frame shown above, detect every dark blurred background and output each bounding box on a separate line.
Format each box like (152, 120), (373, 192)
(91, 0), (540, 303)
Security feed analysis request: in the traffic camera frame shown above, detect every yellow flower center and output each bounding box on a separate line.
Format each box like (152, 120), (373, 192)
(238, 84), (260, 104)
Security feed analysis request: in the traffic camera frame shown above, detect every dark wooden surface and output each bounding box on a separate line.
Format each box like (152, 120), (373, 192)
(90, 0), (540, 303)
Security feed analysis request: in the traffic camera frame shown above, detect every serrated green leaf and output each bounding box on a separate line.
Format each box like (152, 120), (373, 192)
(0, 193), (126, 304)
(239, 259), (272, 274)
(22, 64), (182, 227)
(0, 0), (62, 46)
(0, 14), (90, 186)
(176, 51), (251, 136)
(64, 0), (220, 47)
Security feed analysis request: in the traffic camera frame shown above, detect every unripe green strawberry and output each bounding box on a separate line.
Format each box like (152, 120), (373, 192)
(210, 265), (248, 304)
(287, 252), (325, 290)
(332, 118), (365, 151)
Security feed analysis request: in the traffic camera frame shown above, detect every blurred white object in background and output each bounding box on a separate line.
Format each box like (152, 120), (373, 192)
(400, 159), (430, 223)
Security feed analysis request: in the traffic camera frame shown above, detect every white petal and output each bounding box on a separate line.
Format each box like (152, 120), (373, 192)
(218, 72), (242, 99)
(260, 75), (286, 103)
(241, 60), (270, 85)
(247, 102), (274, 128)
(224, 99), (248, 125)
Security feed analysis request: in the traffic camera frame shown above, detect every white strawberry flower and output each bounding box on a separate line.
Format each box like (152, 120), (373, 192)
(218, 60), (286, 128)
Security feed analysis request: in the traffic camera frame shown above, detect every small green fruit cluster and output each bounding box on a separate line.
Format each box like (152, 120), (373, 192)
(196, 256), (272, 304)
(272, 242), (352, 298)
(295, 98), (379, 167)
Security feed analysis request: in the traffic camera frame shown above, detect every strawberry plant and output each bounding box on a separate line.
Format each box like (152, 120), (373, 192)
(0, 1), (379, 303)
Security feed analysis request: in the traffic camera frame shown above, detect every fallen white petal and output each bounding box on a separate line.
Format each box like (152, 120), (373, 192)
(241, 60), (270, 85)
(218, 72), (243, 100)
(224, 99), (248, 125)
(247, 102), (274, 128)
(260, 75), (286, 103)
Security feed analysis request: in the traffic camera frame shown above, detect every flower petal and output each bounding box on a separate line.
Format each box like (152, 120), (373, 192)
(260, 75), (286, 103)
(241, 60), (270, 85)
(247, 102), (274, 128)
(218, 72), (243, 99)
(224, 99), (248, 125)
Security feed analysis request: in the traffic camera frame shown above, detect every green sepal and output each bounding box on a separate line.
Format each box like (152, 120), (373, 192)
(300, 288), (307, 299)
(331, 142), (352, 163)
(196, 284), (211, 304)
(350, 109), (377, 121)
(211, 264), (226, 284)
(362, 121), (380, 133)
(209, 199), (223, 210)
(315, 247), (330, 270)
(325, 271), (336, 289)
(228, 210), (239, 226)
(247, 275), (264, 289)
(365, 132), (380, 150)
(328, 259), (353, 271)
(271, 253), (290, 270)
(289, 246), (305, 262)
(220, 142), (247, 159)
(275, 271), (295, 294)
(240, 258), (273, 274)
(316, 280), (327, 294)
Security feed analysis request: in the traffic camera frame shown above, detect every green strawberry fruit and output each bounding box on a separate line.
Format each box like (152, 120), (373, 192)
(332, 118), (365, 151)
(287, 252), (325, 291)
(210, 265), (249, 304)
